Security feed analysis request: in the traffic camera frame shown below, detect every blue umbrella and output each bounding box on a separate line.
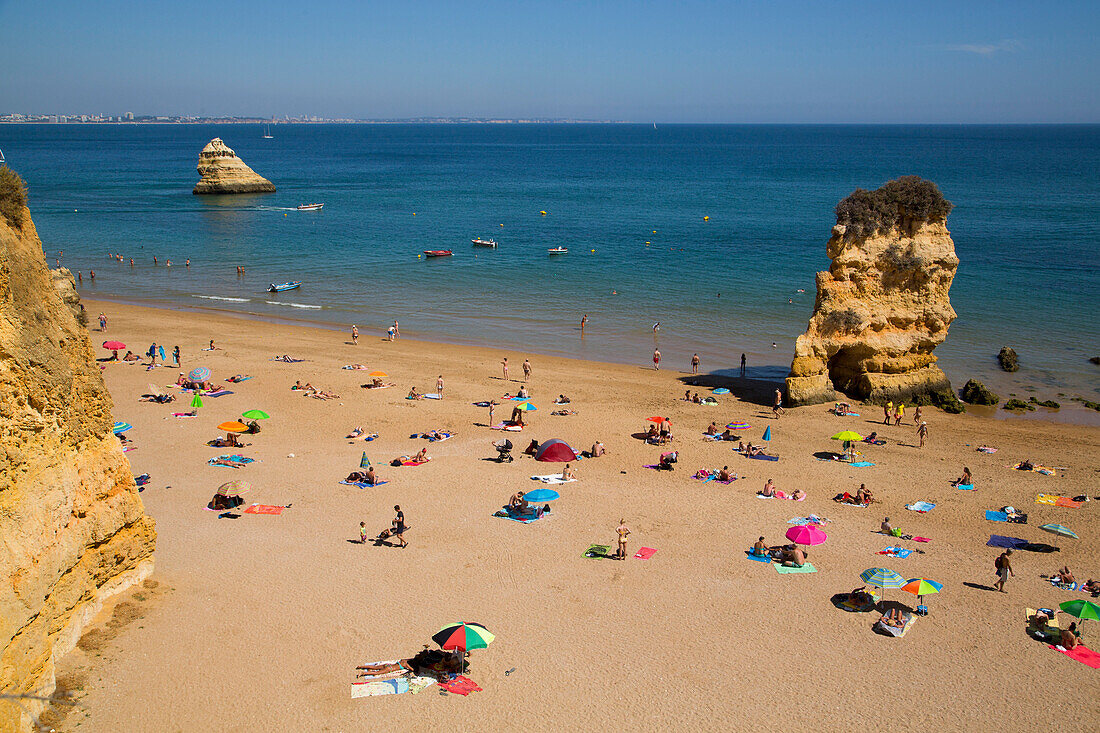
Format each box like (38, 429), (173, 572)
(762, 426), (772, 441)
(112, 422), (132, 434)
(523, 488), (560, 503)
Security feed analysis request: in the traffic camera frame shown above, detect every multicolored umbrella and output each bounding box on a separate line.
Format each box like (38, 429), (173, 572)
(523, 488), (560, 503)
(217, 421), (249, 433)
(1040, 523), (1078, 539)
(515, 401), (537, 411)
(785, 524), (827, 545)
(762, 426), (772, 441)
(188, 367), (211, 382)
(112, 422), (132, 434)
(831, 430), (863, 441)
(360, 452), (371, 468)
(432, 622), (495, 651)
(901, 578), (943, 607)
(216, 480), (251, 496)
(102, 340), (126, 351)
(241, 409), (270, 420)
(860, 567), (906, 602)
(726, 421), (751, 430)
(369, 370), (388, 378)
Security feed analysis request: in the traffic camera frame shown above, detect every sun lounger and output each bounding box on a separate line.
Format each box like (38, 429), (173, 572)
(874, 612), (915, 637)
(774, 562), (816, 574)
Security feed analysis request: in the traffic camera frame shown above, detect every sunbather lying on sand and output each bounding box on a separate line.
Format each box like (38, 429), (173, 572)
(226, 374), (251, 383)
(273, 354), (299, 362)
(882, 608), (907, 628)
(123, 351), (140, 362)
(343, 364), (369, 370)
(356, 660), (413, 677)
(139, 393), (175, 403)
(209, 434), (242, 448)
(551, 409), (577, 415)
(209, 458), (244, 469)
(345, 467), (377, 485)
(1083, 579), (1100, 594)
(846, 586), (874, 605)
(834, 484), (873, 505)
(308, 389), (340, 400)
(292, 380), (314, 391)
(1052, 566), (1076, 585)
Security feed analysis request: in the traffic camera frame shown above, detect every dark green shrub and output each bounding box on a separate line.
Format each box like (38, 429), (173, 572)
(835, 176), (952, 239)
(0, 165), (28, 230)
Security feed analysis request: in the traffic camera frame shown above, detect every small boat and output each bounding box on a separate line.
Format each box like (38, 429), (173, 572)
(471, 237), (497, 248)
(297, 203), (323, 211)
(262, 125), (274, 139)
(423, 250), (453, 258)
(0, 148), (5, 164)
(268, 281), (301, 292)
(547, 247), (568, 255)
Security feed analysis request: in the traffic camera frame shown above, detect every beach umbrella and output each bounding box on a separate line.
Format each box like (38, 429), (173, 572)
(432, 622), (495, 652)
(712, 388), (730, 395)
(831, 430), (863, 442)
(360, 452), (371, 468)
(190, 394), (203, 410)
(112, 422), (132, 434)
(241, 409), (270, 420)
(762, 426), (771, 441)
(860, 567), (906, 603)
(1059, 599), (1100, 632)
(515, 401), (537, 411)
(726, 421), (751, 430)
(217, 421), (249, 433)
(523, 488), (560, 503)
(901, 578), (943, 609)
(645, 416), (666, 423)
(102, 340), (126, 350)
(188, 367), (211, 382)
(216, 480), (251, 496)
(369, 370), (388, 378)
(785, 524), (827, 546)
(1040, 523), (1078, 539)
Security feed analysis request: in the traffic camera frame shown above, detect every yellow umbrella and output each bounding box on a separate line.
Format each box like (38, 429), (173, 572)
(831, 431), (863, 441)
(217, 421), (249, 433)
(369, 370), (388, 378)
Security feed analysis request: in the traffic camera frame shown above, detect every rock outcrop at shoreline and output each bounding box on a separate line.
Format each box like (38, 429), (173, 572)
(193, 138), (275, 194)
(786, 177), (959, 406)
(0, 185), (156, 732)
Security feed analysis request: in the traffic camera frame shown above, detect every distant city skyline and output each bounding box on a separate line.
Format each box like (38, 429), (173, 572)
(1, 1), (1097, 123)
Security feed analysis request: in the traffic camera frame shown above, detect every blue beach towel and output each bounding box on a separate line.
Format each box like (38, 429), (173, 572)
(745, 551), (772, 563)
(340, 480), (389, 488)
(848, 461), (875, 468)
(881, 546), (913, 559)
(957, 484), (975, 491)
(985, 510), (1008, 522)
(749, 454), (779, 462)
(906, 501), (935, 512)
(987, 535), (1029, 549)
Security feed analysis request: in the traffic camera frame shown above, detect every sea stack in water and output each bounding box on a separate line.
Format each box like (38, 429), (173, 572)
(786, 176), (958, 406)
(193, 138), (275, 194)
(0, 170), (157, 732)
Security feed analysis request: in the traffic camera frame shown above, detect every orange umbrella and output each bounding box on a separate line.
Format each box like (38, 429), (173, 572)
(646, 416), (667, 423)
(369, 370), (388, 377)
(217, 421), (249, 433)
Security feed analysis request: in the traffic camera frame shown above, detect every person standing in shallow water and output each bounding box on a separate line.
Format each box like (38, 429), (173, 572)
(351, 325), (358, 345)
(653, 348), (660, 370)
(691, 353), (700, 374)
(740, 353), (746, 377)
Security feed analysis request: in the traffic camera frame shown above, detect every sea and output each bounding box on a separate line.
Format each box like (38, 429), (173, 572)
(3, 123), (1098, 420)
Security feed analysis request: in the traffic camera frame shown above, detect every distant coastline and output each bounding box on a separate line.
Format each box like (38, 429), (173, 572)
(0, 116), (624, 125)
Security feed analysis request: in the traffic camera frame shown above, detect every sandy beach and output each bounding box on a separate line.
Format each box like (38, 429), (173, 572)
(52, 298), (1099, 731)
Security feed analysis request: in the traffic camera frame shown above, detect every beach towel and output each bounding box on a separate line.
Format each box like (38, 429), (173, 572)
(1047, 578), (1084, 592)
(748, 454), (779, 461)
(1049, 644), (1100, 669)
(204, 390), (234, 397)
(490, 422), (523, 431)
(401, 461), (427, 467)
(351, 678), (409, 697)
(1025, 608), (1062, 641)
(172, 412), (197, 418)
(642, 464), (660, 470)
(878, 547), (913, 559)
(787, 516), (829, 525)
(775, 562), (817, 574)
(438, 675), (482, 696)
(848, 461), (875, 468)
(226, 376), (253, 382)
(745, 551), (771, 563)
(530, 475), (576, 484)
(874, 614), (915, 638)
(122, 446), (136, 452)
(584, 544), (611, 558)
(957, 483), (975, 491)
(494, 506), (544, 523)
(911, 536), (931, 543)
(340, 480), (388, 488)
(270, 357), (305, 362)
(835, 595), (877, 612)
(408, 676), (436, 695)
(977, 446), (998, 453)
(1036, 494), (1080, 508)
(777, 491), (805, 501)
(634, 547), (657, 560)
(421, 393), (442, 400)
(244, 504), (284, 515)
(906, 501), (936, 513)
(208, 454), (254, 467)
(985, 510), (1009, 522)
(987, 535), (1029, 549)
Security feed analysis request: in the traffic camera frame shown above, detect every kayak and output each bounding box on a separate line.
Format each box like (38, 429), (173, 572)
(424, 250), (453, 257)
(268, 281), (302, 292)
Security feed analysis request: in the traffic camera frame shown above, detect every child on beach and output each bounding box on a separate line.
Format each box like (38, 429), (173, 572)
(360, 522), (368, 544)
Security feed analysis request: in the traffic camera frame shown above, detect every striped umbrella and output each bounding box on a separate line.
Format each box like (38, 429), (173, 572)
(216, 480), (251, 496)
(726, 421), (751, 430)
(860, 568), (906, 603)
(1040, 523), (1078, 539)
(432, 622), (495, 652)
(188, 367), (211, 382)
(112, 422), (132, 434)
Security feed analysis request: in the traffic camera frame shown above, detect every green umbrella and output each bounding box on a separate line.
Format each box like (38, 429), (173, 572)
(190, 394), (203, 410)
(242, 409), (270, 420)
(1059, 599), (1100, 633)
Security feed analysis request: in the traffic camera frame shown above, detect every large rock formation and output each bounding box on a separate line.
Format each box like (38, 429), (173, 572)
(1, 185), (156, 731)
(786, 177), (958, 406)
(193, 138), (275, 194)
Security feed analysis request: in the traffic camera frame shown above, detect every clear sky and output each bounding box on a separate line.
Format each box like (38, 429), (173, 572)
(1, 0), (1097, 122)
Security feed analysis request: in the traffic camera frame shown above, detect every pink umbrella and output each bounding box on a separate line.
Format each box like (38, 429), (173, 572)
(785, 524), (828, 545)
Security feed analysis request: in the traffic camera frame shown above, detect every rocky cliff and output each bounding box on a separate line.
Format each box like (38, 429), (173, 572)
(193, 137), (275, 194)
(786, 177), (958, 406)
(0, 191), (156, 731)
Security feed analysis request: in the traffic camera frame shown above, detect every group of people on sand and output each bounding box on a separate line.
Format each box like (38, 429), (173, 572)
(292, 380), (339, 399)
(751, 536), (808, 567)
(757, 478), (804, 500)
(360, 505), (407, 548)
(391, 447), (430, 466)
(834, 483), (874, 505)
(644, 418), (674, 445)
(345, 465), (379, 486)
(176, 372), (219, 392)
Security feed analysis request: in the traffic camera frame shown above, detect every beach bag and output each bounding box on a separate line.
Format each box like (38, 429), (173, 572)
(994, 555), (1005, 570)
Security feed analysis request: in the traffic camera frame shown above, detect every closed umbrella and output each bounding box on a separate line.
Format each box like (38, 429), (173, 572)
(188, 367), (211, 382)
(1040, 523), (1078, 539)
(241, 409), (270, 420)
(360, 452), (371, 468)
(762, 426), (772, 441)
(860, 567), (906, 603)
(190, 394), (203, 411)
(785, 524), (827, 545)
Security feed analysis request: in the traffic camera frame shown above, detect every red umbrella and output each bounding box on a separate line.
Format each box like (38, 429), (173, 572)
(785, 524), (828, 545)
(646, 416), (667, 423)
(102, 340), (126, 350)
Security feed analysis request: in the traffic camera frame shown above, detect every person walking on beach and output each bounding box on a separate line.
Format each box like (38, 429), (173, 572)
(772, 389), (784, 418)
(501, 357), (509, 380)
(894, 403), (904, 426)
(98, 313), (107, 331)
(172, 345), (181, 366)
(913, 404), (922, 425)
(691, 353), (700, 374)
(615, 519), (631, 560)
(436, 375), (444, 397)
(351, 325), (358, 345)
(740, 353), (746, 377)
(883, 401), (893, 425)
(522, 359), (531, 382)
(360, 521), (368, 544)
(653, 348), (661, 370)
(917, 421), (928, 449)
(994, 549), (1014, 592)
(148, 342), (158, 366)
(393, 505), (408, 548)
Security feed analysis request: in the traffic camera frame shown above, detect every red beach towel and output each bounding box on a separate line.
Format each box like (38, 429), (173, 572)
(439, 675), (482, 695)
(244, 504), (285, 515)
(1049, 643), (1100, 668)
(634, 547), (657, 560)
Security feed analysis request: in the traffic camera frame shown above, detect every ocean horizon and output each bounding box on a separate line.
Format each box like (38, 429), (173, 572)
(4, 122), (1098, 419)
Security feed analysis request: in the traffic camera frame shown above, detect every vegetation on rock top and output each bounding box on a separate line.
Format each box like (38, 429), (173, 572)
(0, 165), (28, 231)
(835, 176), (953, 239)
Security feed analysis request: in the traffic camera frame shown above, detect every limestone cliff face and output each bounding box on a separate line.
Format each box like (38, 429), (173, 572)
(0, 204), (156, 731)
(193, 137), (275, 194)
(786, 219), (958, 406)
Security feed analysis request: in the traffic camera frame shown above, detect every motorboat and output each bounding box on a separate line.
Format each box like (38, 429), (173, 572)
(423, 250), (453, 258)
(547, 247), (568, 255)
(471, 237), (497, 247)
(297, 203), (323, 211)
(268, 281), (302, 292)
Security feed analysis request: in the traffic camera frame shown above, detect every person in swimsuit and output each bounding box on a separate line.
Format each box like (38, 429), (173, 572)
(351, 325), (358, 345)
(705, 422), (720, 436)
(522, 359), (531, 382)
(653, 348), (661, 370)
(691, 353), (700, 374)
(994, 550), (1014, 592)
(759, 479), (776, 497)
(561, 463), (575, 481)
(615, 519), (631, 560)
(717, 466), (731, 481)
(1061, 622), (1080, 650)
(501, 357), (509, 380)
(752, 537), (768, 557)
(953, 467), (972, 486)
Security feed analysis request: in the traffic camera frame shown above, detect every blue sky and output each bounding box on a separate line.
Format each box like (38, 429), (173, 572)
(1, 0), (1097, 122)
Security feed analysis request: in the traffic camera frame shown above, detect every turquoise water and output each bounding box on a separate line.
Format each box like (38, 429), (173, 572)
(4, 123), (1098, 403)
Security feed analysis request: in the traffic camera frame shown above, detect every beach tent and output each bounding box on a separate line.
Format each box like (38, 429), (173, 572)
(534, 439), (577, 462)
